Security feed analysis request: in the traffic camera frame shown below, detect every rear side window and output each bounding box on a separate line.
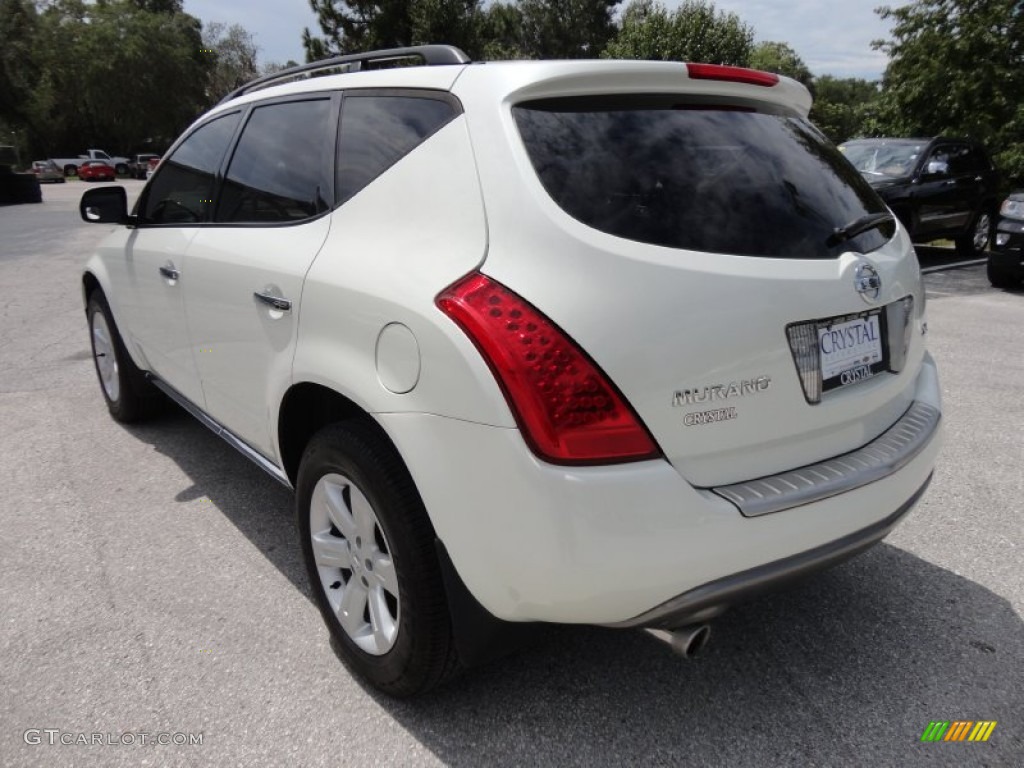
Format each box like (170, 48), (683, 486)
(337, 95), (456, 204)
(217, 99), (334, 223)
(141, 112), (240, 224)
(514, 97), (894, 259)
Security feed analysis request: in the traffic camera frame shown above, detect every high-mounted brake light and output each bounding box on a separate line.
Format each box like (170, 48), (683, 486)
(436, 273), (660, 465)
(686, 63), (779, 87)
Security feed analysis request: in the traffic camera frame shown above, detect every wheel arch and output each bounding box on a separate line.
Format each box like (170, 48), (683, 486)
(282, 382), (528, 668)
(82, 271), (102, 311)
(82, 267), (149, 373)
(278, 382), (391, 487)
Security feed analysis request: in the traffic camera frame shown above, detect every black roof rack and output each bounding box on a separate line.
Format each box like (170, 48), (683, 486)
(218, 45), (471, 105)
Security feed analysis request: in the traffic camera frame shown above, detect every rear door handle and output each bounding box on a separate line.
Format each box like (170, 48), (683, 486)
(159, 263), (180, 280)
(253, 291), (292, 312)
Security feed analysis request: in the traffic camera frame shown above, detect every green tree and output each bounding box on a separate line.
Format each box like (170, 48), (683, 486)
(68, 1), (209, 150)
(303, 0), (482, 58)
(873, 0), (1024, 181)
(809, 76), (880, 144)
(479, 2), (527, 59)
(749, 41), (813, 87)
(516, 0), (621, 58)
(412, 0), (483, 56)
(130, 0), (185, 12)
(303, 0), (412, 57)
(203, 22), (260, 103)
(0, 0), (40, 139)
(603, 0), (753, 65)
(5, 0), (212, 158)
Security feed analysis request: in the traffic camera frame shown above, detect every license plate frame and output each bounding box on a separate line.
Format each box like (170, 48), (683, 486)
(818, 309), (888, 393)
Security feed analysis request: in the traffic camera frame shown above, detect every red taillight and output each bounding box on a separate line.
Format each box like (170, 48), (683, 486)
(436, 273), (660, 465)
(686, 63), (779, 87)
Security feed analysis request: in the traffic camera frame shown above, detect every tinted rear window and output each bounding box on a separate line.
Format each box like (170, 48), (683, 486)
(513, 97), (893, 258)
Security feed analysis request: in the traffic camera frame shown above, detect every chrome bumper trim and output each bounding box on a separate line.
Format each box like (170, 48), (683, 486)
(711, 401), (940, 518)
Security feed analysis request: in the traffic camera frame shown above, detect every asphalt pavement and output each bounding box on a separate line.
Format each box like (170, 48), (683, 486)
(0, 182), (1021, 767)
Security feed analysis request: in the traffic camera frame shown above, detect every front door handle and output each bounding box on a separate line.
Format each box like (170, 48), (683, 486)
(159, 263), (180, 281)
(253, 291), (292, 312)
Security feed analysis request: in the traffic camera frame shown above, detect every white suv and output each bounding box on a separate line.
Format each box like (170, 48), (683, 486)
(80, 46), (942, 696)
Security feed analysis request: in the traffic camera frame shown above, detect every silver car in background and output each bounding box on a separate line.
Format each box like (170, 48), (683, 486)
(32, 160), (66, 183)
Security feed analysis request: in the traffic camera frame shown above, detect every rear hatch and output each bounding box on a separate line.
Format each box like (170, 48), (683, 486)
(458, 65), (928, 487)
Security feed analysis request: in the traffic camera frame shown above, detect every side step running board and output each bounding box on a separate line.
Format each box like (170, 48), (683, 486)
(149, 376), (293, 489)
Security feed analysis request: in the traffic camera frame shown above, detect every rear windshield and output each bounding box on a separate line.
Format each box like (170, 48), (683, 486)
(513, 97), (894, 259)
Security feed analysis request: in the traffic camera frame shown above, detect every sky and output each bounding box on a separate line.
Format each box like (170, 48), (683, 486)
(183, 0), (897, 81)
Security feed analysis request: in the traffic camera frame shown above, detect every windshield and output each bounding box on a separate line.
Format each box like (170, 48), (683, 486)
(840, 142), (922, 179)
(513, 97), (894, 259)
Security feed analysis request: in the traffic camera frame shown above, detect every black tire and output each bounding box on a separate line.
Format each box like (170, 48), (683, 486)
(296, 420), (459, 697)
(987, 259), (1019, 289)
(956, 209), (993, 256)
(115, 163), (128, 175)
(87, 291), (163, 423)
(64, 165), (77, 177)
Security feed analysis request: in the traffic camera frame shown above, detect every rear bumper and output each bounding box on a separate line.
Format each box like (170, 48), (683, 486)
(379, 354), (941, 625)
(607, 473), (931, 628)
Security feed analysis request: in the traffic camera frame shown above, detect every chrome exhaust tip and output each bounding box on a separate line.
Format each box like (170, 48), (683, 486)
(645, 624), (712, 658)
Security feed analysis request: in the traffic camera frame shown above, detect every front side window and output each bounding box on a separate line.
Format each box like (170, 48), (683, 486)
(140, 112), (241, 224)
(337, 94), (457, 204)
(514, 97), (895, 259)
(924, 147), (954, 178)
(216, 99), (334, 223)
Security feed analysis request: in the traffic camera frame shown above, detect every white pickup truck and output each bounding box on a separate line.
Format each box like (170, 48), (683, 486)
(49, 149), (130, 176)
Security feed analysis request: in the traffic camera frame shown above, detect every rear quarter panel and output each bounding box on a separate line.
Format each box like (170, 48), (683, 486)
(290, 115), (511, 427)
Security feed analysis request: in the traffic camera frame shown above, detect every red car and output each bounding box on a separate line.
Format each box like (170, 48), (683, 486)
(78, 160), (116, 182)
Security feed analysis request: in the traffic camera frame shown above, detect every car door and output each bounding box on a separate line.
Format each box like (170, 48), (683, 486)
(913, 143), (970, 238)
(181, 95), (338, 459)
(947, 144), (988, 224)
(117, 111), (242, 407)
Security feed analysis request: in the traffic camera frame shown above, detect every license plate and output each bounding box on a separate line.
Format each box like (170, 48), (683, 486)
(819, 312), (885, 391)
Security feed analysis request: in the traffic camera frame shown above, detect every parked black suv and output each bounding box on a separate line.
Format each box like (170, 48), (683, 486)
(840, 138), (1000, 256)
(988, 191), (1024, 287)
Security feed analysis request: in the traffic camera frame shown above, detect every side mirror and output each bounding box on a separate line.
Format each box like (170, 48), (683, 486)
(80, 186), (130, 224)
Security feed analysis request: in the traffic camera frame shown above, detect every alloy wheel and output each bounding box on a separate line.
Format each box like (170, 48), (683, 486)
(91, 310), (120, 403)
(309, 472), (400, 655)
(973, 213), (992, 252)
